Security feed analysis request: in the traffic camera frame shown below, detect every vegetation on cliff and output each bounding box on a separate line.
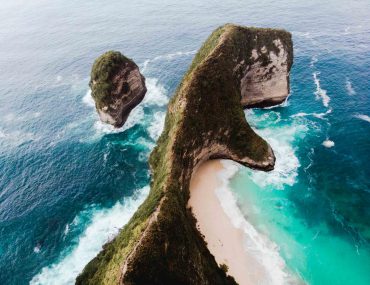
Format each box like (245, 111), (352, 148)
(77, 24), (292, 285)
(89, 51), (130, 108)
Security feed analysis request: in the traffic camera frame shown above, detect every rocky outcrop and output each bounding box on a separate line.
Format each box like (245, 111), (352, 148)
(235, 29), (293, 108)
(90, 51), (147, 128)
(77, 24), (293, 285)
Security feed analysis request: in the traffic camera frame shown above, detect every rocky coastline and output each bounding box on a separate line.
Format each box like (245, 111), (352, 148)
(77, 24), (293, 285)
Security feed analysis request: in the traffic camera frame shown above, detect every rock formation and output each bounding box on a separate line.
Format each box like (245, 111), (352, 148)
(77, 24), (293, 285)
(89, 51), (147, 128)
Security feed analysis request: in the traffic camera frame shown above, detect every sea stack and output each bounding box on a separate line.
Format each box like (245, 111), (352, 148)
(89, 51), (147, 128)
(78, 24), (293, 285)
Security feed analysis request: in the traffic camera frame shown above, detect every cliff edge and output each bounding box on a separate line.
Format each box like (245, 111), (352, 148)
(77, 24), (293, 285)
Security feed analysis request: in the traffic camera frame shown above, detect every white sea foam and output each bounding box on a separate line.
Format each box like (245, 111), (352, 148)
(82, 89), (95, 107)
(245, 110), (307, 189)
(30, 186), (149, 285)
(354, 114), (370, 123)
(142, 78), (168, 106)
(322, 140), (335, 148)
(91, 105), (145, 138)
(313, 72), (330, 108)
(216, 160), (295, 285)
(310, 55), (318, 67)
(291, 108), (332, 120)
(345, 79), (356, 95)
(33, 245), (41, 254)
(82, 76), (167, 141)
(148, 111), (166, 141)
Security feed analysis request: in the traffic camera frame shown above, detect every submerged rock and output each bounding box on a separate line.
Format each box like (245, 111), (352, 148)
(77, 24), (293, 285)
(89, 51), (146, 128)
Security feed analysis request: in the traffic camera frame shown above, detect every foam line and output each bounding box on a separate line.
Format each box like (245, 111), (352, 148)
(30, 186), (149, 285)
(313, 72), (330, 108)
(354, 114), (370, 123)
(216, 160), (297, 285)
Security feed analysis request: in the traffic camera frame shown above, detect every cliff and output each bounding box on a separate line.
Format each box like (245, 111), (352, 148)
(77, 24), (293, 285)
(90, 51), (147, 128)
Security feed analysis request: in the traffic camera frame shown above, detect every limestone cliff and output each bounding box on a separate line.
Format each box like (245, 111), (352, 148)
(77, 24), (293, 285)
(90, 51), (147, 128)
(239, 33), (293, 108)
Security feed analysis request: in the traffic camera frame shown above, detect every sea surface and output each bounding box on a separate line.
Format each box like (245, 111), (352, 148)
(0, 0), (369, 284)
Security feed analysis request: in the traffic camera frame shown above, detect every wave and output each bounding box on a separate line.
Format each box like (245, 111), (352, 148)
(30, 186), (150, 285)
(82, 76), (168, 140)
(354, 114), (370, 123)
(246, 110), (307, 189)
(345, 79), (356, 95)
(322, 139), (335, 148)
(82, 89), (95, 108)
(291, 108), (332, 120)
(216, 160), (298, 285)
(313, 72), (330, 108)
(142, 78), (169, 106)
(147, 111), (166, 141)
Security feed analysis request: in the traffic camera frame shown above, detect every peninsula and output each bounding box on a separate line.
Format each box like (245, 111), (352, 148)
(78, 23), (293, 284)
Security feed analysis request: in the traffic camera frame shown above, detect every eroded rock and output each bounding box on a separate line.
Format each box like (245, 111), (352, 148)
(77, 24), (293, 285)
(89, 51), (147, 128)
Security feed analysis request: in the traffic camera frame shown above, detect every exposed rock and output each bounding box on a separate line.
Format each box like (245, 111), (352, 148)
(77, 24), (293, 285)
(89, 51), (147, 128)
(237, 31), (293, 108)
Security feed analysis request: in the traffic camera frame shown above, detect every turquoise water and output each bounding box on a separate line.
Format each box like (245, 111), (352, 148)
(0, 0), (369, 284)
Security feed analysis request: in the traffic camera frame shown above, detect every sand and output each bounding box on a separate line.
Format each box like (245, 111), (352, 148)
(188, 160), (268, 285)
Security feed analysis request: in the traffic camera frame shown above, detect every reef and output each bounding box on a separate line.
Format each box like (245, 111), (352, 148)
(90, 51), (147, 128)
(77, 24), (293, 285)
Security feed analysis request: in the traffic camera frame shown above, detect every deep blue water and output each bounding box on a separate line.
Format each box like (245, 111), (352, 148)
(0, 0), (369, 284)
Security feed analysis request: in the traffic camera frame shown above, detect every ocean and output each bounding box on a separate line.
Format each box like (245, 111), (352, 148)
(0, 0), (369, 284)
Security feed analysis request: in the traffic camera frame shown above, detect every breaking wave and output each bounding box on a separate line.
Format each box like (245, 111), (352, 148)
(245, 110), (307, 189)
(216, 160), (300, 285)
(30, 186), (149, 285)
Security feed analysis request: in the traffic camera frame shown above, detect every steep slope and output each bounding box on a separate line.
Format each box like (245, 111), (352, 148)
(77, 24), (293, 285)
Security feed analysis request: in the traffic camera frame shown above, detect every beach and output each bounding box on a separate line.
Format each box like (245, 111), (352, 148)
(188, 159), (270, 285)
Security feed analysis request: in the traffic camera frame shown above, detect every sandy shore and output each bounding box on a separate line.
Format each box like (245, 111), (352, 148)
(188, 160), (268, 285)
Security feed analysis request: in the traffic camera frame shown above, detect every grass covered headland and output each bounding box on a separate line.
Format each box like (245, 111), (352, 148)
(77, 24), (292, 285)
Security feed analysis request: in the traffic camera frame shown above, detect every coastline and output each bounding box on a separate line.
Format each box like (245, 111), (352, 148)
(189, 159), (296, 285)
(188, 160), (270, 285)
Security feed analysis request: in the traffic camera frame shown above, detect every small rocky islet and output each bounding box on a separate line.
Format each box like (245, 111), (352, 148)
(82, 23), (293, 285)
(90, 51), (147, 128)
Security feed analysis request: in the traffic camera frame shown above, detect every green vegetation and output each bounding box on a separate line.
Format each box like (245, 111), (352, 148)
(89, 51), (130, 108)
(77, 24), (292, 285)
(220, 263), (229, 274)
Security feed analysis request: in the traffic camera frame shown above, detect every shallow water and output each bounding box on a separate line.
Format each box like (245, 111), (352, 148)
(0, 0), (369, 284)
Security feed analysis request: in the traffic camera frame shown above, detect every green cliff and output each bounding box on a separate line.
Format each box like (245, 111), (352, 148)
(77, 24), (293, 285)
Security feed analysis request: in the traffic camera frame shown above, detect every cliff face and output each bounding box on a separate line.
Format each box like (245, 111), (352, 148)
(239, 34), (293, 108)
(90, 51), (147, 128)
(77, 24), (293, 285)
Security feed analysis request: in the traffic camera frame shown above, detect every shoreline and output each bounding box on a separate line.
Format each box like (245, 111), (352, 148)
(188, 159), (270, 285)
